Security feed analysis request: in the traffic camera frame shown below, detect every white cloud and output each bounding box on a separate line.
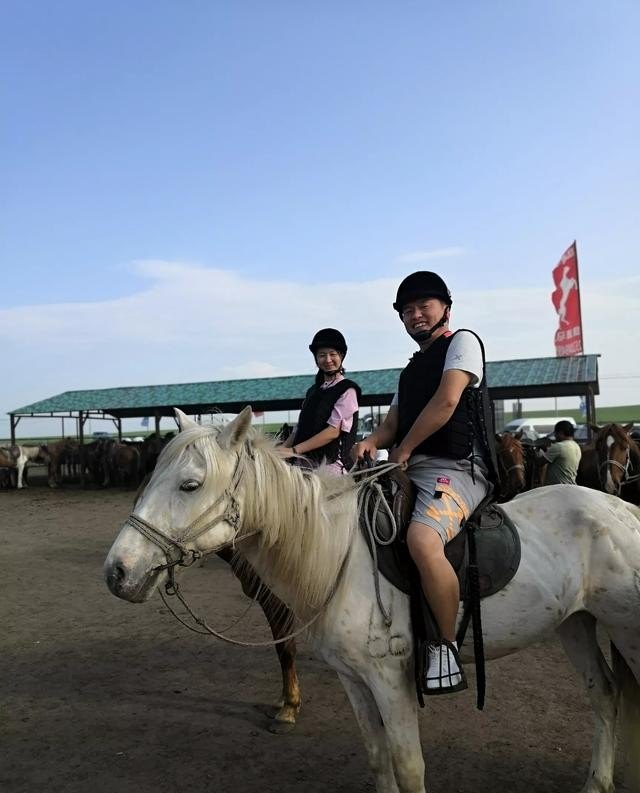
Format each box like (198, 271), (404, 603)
(396, 247), (467, 264)
(1, 261), (638, 439)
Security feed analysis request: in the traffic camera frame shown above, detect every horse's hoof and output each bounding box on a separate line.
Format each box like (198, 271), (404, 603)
(265, 703), (284, 719)
(268, 719), (296, 735)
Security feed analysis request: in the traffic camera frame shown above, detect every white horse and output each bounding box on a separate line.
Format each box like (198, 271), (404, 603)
(104, 408), (640, 793)
(0, 444), (50, 489)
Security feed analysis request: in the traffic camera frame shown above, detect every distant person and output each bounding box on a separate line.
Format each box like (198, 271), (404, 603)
(279, 328), (360, 475)
(540, 420), (582, 485)
(277, 422), (292, 442)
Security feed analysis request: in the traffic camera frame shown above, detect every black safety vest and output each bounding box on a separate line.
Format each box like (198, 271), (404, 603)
(295, 378), (361, 467)
(396, 330), (499, 483)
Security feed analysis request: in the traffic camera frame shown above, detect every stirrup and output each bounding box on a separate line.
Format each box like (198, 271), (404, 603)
(422, 639), (468, 696)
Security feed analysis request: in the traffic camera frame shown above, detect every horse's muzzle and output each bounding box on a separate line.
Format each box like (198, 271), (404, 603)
(103, 557), (160, 603)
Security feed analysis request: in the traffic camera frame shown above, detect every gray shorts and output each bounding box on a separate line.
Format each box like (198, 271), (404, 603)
(407, 455), (492, 545)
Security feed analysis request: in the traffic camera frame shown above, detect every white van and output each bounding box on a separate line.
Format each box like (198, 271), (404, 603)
(501, 416), (577, 441)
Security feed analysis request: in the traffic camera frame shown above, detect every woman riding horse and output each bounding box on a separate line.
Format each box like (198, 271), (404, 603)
(279, 328), (360, 474)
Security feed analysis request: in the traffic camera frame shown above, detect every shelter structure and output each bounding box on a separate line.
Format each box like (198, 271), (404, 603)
(8, 355), (600, 447)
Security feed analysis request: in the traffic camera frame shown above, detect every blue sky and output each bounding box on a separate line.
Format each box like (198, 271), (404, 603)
(1, 2), (638, 436)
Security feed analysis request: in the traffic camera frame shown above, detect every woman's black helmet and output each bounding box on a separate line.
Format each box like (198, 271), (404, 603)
(393, 271), (452, 315)
(309, 328), (347, 356)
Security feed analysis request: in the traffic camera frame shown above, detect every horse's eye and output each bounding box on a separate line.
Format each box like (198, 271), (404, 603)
(180, 479), (201, 492)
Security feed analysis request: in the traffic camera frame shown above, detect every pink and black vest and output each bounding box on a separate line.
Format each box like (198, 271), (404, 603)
(295, 379), (361, 467)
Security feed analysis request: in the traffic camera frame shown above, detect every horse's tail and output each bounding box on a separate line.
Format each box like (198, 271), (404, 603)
(612, 641), (640, 789)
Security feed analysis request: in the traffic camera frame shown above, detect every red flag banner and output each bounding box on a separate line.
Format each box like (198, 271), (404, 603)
(551, 242), (583, 356)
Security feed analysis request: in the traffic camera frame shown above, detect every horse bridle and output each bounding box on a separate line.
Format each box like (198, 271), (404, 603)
(124, 450), (249, 592)
(119, 445), (393, 649)
(598, 446), (631, 494)
(497, 444), (525, 492)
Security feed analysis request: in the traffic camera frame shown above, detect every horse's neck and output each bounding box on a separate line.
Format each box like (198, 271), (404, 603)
(240, 460), (358, 618)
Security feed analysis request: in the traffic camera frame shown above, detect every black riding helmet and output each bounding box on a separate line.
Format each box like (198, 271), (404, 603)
(393, 271), (452, 316)
(309, 328), (348, 357)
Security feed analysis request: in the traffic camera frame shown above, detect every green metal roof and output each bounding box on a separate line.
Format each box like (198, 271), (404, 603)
(9, 355), (599, 418)
(486, 354), (599, 399)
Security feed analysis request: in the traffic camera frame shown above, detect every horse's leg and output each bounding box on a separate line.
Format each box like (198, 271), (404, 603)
(557, 611), (618, 793)
(368, 672), (426, 793)
(217, 548), (301, 732)
(16, 457), (25, 489)
(337, 673), (400, 793)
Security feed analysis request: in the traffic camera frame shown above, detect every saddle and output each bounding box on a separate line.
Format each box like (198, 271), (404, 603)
(359, 467), (520, 599)
(359, 466), (521, 708)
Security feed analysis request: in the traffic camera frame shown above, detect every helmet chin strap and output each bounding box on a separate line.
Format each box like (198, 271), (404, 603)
(409, 309), (449, 344)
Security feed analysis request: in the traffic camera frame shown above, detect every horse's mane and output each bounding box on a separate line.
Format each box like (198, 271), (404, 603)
(156, 423), (360, 612)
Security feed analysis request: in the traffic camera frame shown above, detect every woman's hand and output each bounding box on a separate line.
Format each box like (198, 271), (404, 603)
(276, 445), (297, 459)
(352, 437), (378, 462)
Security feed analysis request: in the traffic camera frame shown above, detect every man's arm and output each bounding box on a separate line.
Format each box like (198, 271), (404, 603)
(369, 405), (399, 449)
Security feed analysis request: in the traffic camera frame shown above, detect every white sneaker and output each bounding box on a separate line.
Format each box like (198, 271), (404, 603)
(425, 642), (465, 692)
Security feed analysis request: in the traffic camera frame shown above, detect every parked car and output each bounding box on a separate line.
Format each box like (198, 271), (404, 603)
(501, 416), (577, 441)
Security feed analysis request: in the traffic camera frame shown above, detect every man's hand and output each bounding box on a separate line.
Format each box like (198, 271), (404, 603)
(276, 445), (297, 459)
(352, 436), (378, 462)
(389, 445), (412, 468)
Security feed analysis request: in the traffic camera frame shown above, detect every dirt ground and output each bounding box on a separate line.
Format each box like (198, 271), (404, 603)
(0, 478), (633, 793)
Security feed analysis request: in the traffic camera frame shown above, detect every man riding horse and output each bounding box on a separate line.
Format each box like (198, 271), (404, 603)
(354, 271), (499, 694)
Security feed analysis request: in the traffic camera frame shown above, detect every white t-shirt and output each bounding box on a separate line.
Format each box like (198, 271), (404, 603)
(391, 330), (484, 407)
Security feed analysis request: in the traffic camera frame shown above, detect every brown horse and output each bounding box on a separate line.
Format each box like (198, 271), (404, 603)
(577, 423), (638, 500)
(132, 473), (301, 732)
(495, 432), (526, 500)
(495, 432), (551, 499)
(46, 438), (79, 487)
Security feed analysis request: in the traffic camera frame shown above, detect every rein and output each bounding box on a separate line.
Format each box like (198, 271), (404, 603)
(352, 459), (404, 627)
(125, 444), (401, 649)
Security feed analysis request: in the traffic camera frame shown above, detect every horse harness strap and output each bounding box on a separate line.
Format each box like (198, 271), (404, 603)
(599, 452), (631, 491)
(123, 452), (397, 650)
(125, 451), (246, 578)
(162, 462), (405, 648)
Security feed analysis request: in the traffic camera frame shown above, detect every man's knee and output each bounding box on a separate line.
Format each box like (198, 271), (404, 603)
(406, 521), (444, 563)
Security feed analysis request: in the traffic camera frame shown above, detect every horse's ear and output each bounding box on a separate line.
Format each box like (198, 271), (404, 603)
(514, 430), (524, 440)
(623, 422), (634, 433)
(174, 408), (198, 431)
(588, 423), (601, 434)
(218, 406), (253, 450)
(495, 433), (502, 442)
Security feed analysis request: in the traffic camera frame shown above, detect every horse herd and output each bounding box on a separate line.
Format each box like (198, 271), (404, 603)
(3, 422), (639, 507)
(495, 421), (640, 505)
(0, 432), (175, 490)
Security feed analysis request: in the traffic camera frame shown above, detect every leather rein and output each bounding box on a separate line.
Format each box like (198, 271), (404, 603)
(123, 446), (399, 648)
